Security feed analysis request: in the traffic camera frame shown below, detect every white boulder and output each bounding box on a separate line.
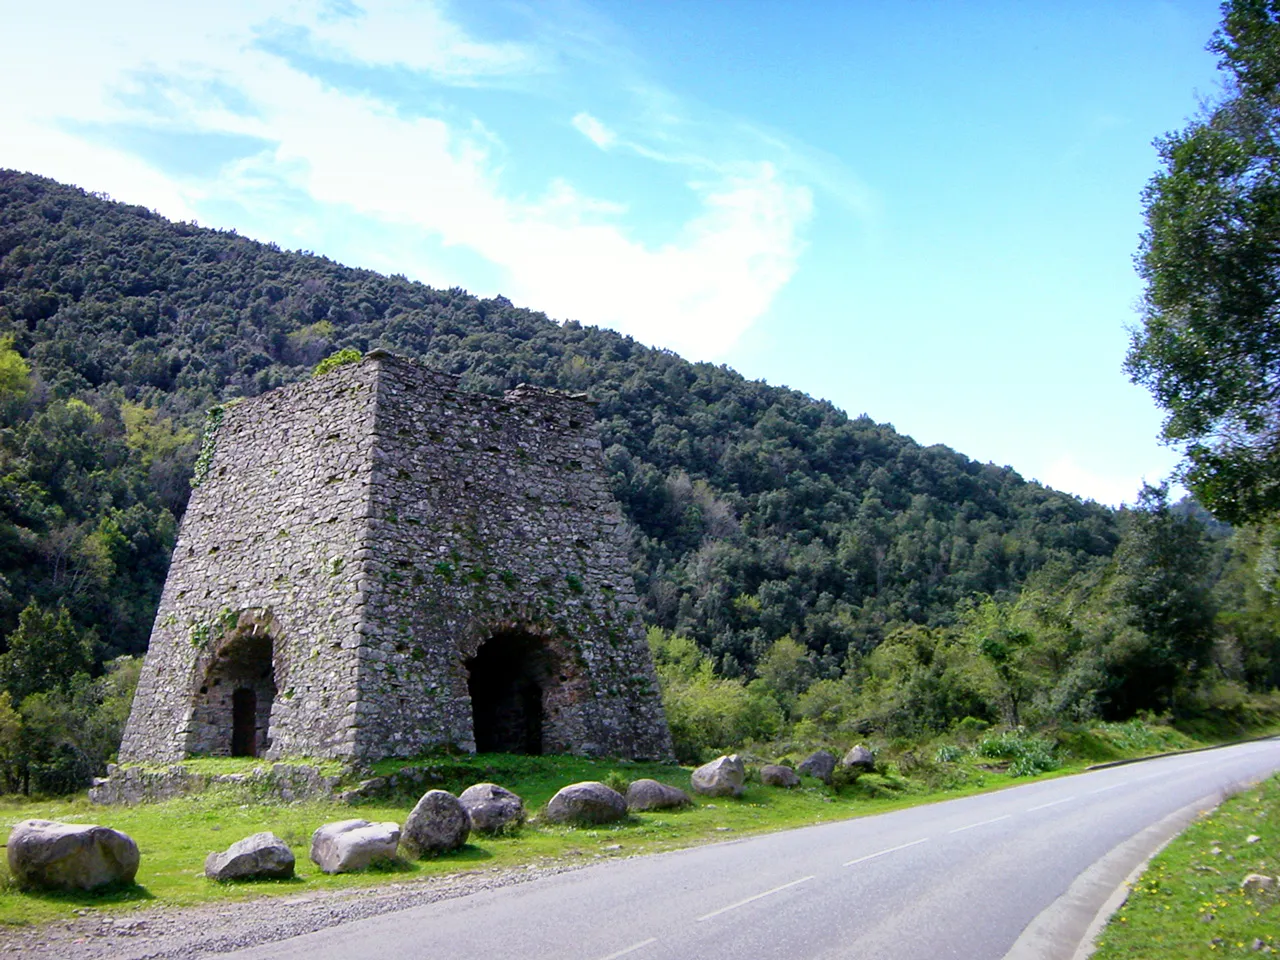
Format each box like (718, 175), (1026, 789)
(691, 755), (746, 798)
(6, 819), (139, 891)
(309, 819), (400, 874)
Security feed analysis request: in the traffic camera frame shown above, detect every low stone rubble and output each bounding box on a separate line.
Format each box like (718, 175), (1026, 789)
(0, 858), (593, 959)
(1241, 873), (1277, 895)
(90, 763), (344, 806)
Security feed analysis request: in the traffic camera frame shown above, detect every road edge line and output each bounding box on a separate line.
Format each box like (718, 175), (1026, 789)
(1000, 790), (1225, 960)
(1085, 732), (1279, 771)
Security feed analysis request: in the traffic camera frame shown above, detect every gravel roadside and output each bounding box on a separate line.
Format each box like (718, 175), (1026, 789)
(0, 858), (593, 959)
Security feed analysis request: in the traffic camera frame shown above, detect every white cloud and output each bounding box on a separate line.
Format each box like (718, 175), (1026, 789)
(0, 119), (200, 224)
(1039, 455), (1175, 508)
(571, 112), (617, 149)
(496, 163), (811, 356)
(276, 0), (542, 84)
(0, 0), (814, 359)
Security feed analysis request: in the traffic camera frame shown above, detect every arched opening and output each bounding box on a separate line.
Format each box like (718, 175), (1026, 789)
(466, 631), (551, 754)
(190, 623), (277, 757)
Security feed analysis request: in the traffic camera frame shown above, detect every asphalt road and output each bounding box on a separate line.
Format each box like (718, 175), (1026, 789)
(224, 739), (1280, 960)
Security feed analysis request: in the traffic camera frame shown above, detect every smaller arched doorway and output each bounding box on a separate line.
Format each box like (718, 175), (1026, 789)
(189, 613), (279, 758)
(231, 688), (259, 757)
(465, 631), (555, 755)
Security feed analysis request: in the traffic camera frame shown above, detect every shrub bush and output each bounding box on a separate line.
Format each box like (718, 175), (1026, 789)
(602, 770), (631, 795)
(935, 744), (963, 763)
(976, 730), (1058, 777)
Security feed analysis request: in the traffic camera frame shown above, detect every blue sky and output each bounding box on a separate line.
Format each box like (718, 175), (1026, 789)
(0, 0), (1227, 506)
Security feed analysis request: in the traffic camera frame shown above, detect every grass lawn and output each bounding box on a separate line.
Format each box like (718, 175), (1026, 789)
(1091, 772), (1280, 958)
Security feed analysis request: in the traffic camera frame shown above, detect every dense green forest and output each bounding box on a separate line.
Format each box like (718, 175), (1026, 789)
(0, 170), (1276, 783)
(0, 171), (1121, 664)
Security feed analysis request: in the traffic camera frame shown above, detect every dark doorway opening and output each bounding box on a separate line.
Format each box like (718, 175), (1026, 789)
(231, 688), (258, 757)
(190, 622), (277, 758)
(466, 631), (546, 754)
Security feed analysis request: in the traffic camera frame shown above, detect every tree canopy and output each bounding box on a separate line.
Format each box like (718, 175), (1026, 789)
(1128, 0), (1280, 524)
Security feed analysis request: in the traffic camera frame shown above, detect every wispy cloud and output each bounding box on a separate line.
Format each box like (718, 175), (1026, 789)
(0, 0), (824, 359)
(571, 112), (616, 150)
(263, 0), (544, 86)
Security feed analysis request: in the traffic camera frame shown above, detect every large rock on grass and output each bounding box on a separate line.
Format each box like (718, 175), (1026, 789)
(691, 755), (746, 798)
(797, 750), (837, 784)
(459, 783), (525, 833)
(841, 745), (876, 772)
(625, 779), (691, 812)
(402, 790), (470, 856)
(6, 819), (139, 891)
(545, 782), (628, 825)
(760, 764), (801, 788)
(204, 832), (295, 882)
(310, 819), (400, 874)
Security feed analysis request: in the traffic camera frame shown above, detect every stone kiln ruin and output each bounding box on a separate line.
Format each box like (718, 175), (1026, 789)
(119, 351), (673, 765)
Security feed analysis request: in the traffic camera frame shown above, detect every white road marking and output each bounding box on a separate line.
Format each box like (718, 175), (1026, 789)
(1086, 767), (1188, 797)
(1026, 796), (1075, 812)
(948, 814), (1011, 834)
(594, 938), (658, 960)
(696, 876), (815, 922)
(843, 837), (930, 866)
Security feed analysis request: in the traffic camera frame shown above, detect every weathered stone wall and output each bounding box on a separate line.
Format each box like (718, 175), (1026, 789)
(118, 352), (673, 767)
(119, 362), (380, 763)
(350, 353), (671, 760)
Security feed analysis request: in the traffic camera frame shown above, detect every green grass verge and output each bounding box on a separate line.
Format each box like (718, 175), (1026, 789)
(0, 751), (1073, 927)
(0, 721), (1273, 930)
(1091, 773), (1280, 958)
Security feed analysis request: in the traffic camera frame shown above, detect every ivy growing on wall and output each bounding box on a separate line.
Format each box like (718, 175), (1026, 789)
(190, 400), (241, 489)
(186, 607), (242, 649)
(189, 406), (224, 489)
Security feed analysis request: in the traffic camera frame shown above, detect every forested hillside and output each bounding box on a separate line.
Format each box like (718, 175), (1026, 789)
(3, 170), (1278, 782)
(0, 171), (1116, 672)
